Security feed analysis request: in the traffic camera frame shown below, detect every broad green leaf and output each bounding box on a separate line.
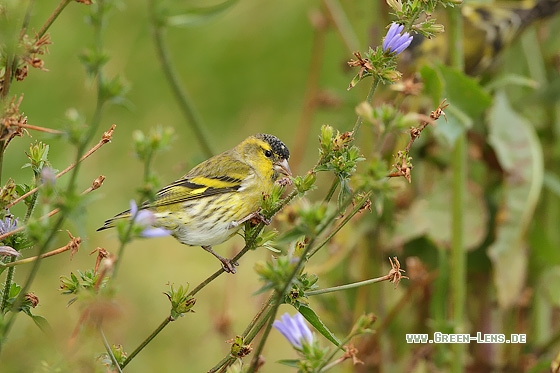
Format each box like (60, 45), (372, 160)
(31, 315), (53, 335)
(297, 304), (340, 347)
(487, 91), (544, 309)
(438, 65), (492, 120)
(422, 64), (492, 145)
(419, 65), (443, 107)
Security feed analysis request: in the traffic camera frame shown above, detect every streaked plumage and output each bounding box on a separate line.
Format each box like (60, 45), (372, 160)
(98, 133), (291, 273)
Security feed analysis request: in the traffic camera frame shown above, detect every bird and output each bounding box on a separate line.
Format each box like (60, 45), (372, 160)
(98, 133), (292, 274)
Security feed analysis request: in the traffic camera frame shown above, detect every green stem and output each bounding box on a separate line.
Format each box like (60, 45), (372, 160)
(309, 191), (370, 258)
(306, 274), (390, 296)
(99, 326), (123, 373)
(120, 316), (172, 369)
(148, 0), (214, 158)
(447, 6), (465, 373)
(323, 178), (339, 204)
(352, 77), (379, 135)
(0, 258), (16, 313)
(37, 0), (72, 38)
(0, 215), (65, 343)
(208, 296), (276, 373)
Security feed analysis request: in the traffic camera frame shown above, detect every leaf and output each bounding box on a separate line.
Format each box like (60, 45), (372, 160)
(31, 315), (53, 335)
(438, 64), (492, 119)
(487, 91), (544, 309)
(430, 64), (492, 145)
(297, 304), (340, 347)
(277, 359), (301, 368)
(419, 65), (443, 107)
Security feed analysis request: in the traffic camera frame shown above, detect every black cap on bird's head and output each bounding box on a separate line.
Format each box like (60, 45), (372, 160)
(254, 133), (291, 177)
(255, 133), (290, 160)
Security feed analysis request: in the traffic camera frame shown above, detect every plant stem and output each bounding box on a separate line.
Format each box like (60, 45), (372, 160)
(352, 77), (379, 135)
(120, 316), (172, 369)
(0, 258), (16, 312)
(0, 215), (65, 344)
(309, 191), (370, 258)
(37, 0), (72, 38)
(99, 326), (123, 373)
(148, 0), (214, 158)
(447, 6), (465, 373)
(306, 274), (391, 296)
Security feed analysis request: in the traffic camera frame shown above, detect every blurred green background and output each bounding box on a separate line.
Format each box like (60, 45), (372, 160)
(3, 0), (560, 372)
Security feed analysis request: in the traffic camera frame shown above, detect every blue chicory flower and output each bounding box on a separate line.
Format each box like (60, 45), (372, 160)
(382, 23), (413, 55)
(0, 216), (18, 236)
(129, 200), (171, 238)
(273, 312), (314, 349)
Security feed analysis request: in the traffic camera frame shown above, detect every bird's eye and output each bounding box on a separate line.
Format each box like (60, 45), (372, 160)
(264, 149), (273, 158)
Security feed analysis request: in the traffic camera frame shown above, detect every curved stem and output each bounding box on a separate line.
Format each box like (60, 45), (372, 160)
(148, 0), (214, 158)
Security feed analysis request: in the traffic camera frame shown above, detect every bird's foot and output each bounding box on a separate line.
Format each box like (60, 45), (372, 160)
(227, 210), (270, 229)
(203, 245), (239, 274)
(219, 257), (239, 274)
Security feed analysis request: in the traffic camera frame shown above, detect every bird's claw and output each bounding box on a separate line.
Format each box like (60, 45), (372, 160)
(220, 258), (239, 274)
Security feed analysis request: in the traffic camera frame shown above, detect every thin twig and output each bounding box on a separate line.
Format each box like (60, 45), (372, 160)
(120, 316), (172, 369)
(1, 230), (80, 267)
(37, 0), (73, 38)
(0, 176), (106, 242)
(306, 257), (407, 296)
(5, 124), (115, 210)
(18, 123), (64, 134)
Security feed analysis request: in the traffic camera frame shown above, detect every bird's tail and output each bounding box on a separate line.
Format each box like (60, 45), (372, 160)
(96, 209), (131, 231)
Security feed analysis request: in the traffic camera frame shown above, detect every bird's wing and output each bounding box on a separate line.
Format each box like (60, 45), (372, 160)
(145, 154), (252, 208)
(96, 151), (253, 231)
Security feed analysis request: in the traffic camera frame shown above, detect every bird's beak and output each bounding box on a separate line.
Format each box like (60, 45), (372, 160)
(274, 158), (292, 177)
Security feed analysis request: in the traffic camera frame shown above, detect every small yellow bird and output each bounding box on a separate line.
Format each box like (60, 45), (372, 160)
(98, 133), (291, 273)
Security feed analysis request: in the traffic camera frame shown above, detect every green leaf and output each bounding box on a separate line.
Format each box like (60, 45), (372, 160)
(31, 315), (53, 335)
(419, 65), (443, 107)
(437, 64), (492, 120)
(277, 359), (301, 368)
(297, 304), (340, 347)
(487, 91), (544, 309)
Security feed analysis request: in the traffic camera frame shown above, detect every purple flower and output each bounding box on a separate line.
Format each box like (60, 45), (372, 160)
(382, 23), (413, 55)
(273, 312), (313, 349)
(129, 200), (171, 238)
(0, 216), (18, 235)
